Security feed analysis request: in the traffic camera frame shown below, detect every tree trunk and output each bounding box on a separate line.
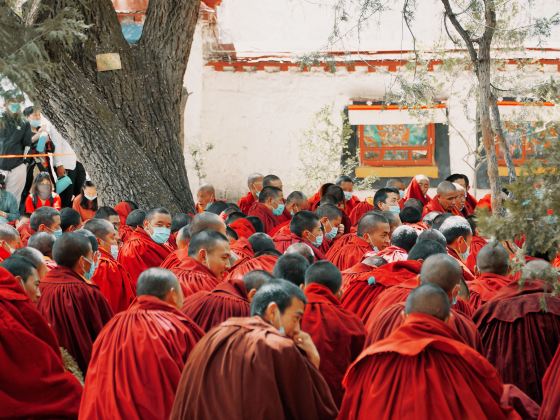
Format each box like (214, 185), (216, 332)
(490, 94), (517, 184)
(30, 0), (199, 212)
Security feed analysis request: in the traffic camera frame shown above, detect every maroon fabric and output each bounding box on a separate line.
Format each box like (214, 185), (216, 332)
(468, 272), (513, 312)
(273, 231), (326, 260)
(118, 227), (173, 286)
(365, 302), (483, 352)
(302, 283), (365, 407)
(326, 235), (372, 271)
(182, 280), (250, 332)
(540, 345), (560, 419)
(170, 316), (338, 419)
(229, 237), (254, 260)
(114, 201), (133, 228)
(247, 202), (282, 234)
(160, 248), (186, 270)
(0, 267), (82, 418)
(166, 256), (223, 298)
(91, 248), (136, 313)
(465, 235), (488, 273)
(348, 202), (374, 226)
(225, 253), (278, 281)
(238, 191), (256, 214)
(400, 177), (430, 206)
(339, 314), (519, 420)
(447, 246), (476, 282)
(80, 296), (203, 420)
(422, 195), (461, 216)
(474, 280), (560, 403)
(37, 265), (114, 374)
(229, 217), (256, 239)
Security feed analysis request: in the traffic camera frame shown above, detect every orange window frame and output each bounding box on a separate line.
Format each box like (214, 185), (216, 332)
(358, 123), (436, 167)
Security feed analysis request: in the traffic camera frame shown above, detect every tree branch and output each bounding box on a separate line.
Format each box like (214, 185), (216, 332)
(490, 92), (517, 183)
(441, 0), (479, 70)
(402, 0), (419, 76)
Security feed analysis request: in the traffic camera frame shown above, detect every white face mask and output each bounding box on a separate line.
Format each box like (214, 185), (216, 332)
(110, 244), (119, 259)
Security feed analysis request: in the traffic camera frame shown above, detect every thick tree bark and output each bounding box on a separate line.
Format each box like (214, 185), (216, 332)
(442, 0), (504, 213)
(490, 93), (517, 184)
(29, 0), (199, 212)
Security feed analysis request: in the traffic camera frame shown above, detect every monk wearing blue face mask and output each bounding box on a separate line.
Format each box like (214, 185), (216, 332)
(118, 207), (173, 287)
(247, 186), (285, 234)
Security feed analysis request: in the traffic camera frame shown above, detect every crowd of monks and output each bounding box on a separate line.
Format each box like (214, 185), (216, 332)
(1, 172), (559, 419)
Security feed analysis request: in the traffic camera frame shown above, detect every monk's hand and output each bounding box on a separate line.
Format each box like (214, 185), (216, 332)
(337, 224), (345, 237)
(293, 331), (320, 369)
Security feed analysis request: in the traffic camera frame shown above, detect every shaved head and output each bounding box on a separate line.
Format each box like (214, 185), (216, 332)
(136, 268), (182, 306)
(242, 270), (274, 292)
(263, 174), (282, 190)
(248, 232), (277, 255)
(436, 181), (457, 195)
(190, 212), (227, 236)
(176, 226), (191, 250)
(415, 174), (429, 183)
(286, 191), (307, 205)
(522, 259), (554, 283)
(285, 242), (315, 265)
(418, 229), (447, 248)
(247, 173), (263, 187)
(0, 224), (20, 248)
(420, 254), (463, 292)
(405, 284), (451, 321)
(357, 213), (389, 236)
(27, 232), (56, 257)
(273, 253), (310, 287)
(477, 242), (509, 275)
(198, 184), (215, 194)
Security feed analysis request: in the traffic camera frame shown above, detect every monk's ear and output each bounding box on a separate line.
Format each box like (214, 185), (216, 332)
(165, 287), (183, 309)
(264, 302), (280, 328)
(197, 248), (208, 263)
(319, 216), (328, 225)
(247, 288), (257, 302)
(415, 275), (421, 286)
(400, 310), (407, 320)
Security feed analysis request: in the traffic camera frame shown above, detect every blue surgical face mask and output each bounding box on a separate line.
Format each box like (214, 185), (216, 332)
(312, 233), (324, 248)
(272, 203), (285, 216)
(389, 205), (401, 214)
(278, 326), (286, 335)
(36, 133), (48, 153)
(399, 190), (405, 198)
(8, 103), (21, 113)
(82, 257), (96, 280)
(452, 296), (458, 305)
(460, 246), (470, 261)
(150, 226), (171, 244)
(29, 119), (41, 128)
(343, 191), (352, 201)
(52, 228), (63, 239)
(110, 244), (119, 259)
(325, 221), (338, 240)
(255, 190), (261, 199)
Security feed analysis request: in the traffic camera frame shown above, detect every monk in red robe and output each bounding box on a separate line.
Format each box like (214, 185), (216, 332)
(327, 212), (390, 270)
(464, 215), (488, 272)
(439, 215), (476, 281)
(340, 254), (387, 293)
(183, 270), (273, 332)
(195, 184), (216, 213)
(314, 203), (344, 254)
(540, 345), (560, 420)
(400, 174), (431, 207)
(446, 173), (478, 214)
(274, 211), (326, 259)
(0, 224), (20, 261)
(21, 206), (62, 246)
(37, 232), (113, 374)
(170, 280), (338, 419)
(165, 230), (231, 297)
(474, 259), (560, 403)
(247, 186), (285, 234)
(0, 262), (82, 418)
(468, 242), (513, 311)
(228, 216), (256, 239)
(229, 236), (254, 260)
(226, 232), (280, 280)
(238, 173), (263, 214)
(268, 191), (309, 236)
(303, 261), (365, 406)
(84, 218), (136, 313)
(28, 232), (58, 271)
(348, 201), (374, 226)
(118, 207), (174, 286)
(336, 175), (361, 214)
(369, 224), (418, 263)
(80, 268), (203, 420)
(340, 284), (520, 419)
(114, 200), (137, 231)
(422, 181), (462, 216)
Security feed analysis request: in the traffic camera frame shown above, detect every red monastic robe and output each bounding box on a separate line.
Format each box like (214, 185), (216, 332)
(465, 234), (488, 273)
(170, 316), (338, 419)
(229, 217), (256, 239)
(91, 248), (136, 314)
(79, 296), (203, 420)
(119, 224), (135, 243)
(540, 345), (560, 420)
(326, 235), (372, 271)
(342, 260), (423, 326)
(0, 246), (10, 262)
(0, 267), (82, 418)
(302, 283), (365, 407)
(17, 221), (34, 246)
(477, 193), (493, 212)
(341, 261), (377, 293)
(118, 227), (173, 286)
(273, 231), (325, 260)
(474, 280), (560, 403)
(166, 256), (222, 298)
(114, 201), (133, 228)
(225, 253), (278, 281)
(230, 237), (254, 260)
(400, 177), (431, 207)
(182, 279), (251, 332)
(404, 221), (428, 233)
(238, 191), (256, 214)
(468, 272), (513, 311)
(447, 246), (476, 282)
(339, 314), (520, 420)
(348, 202), (374, 226)
(247, 202), (282, 234)
(160, 248), (186, 270)
(365, 302), (483, 352)
(423, 195), (461, 216)
(371, 245), (408, 263)
(344, 195), (361, 215)
(37, 266), (114, 374)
